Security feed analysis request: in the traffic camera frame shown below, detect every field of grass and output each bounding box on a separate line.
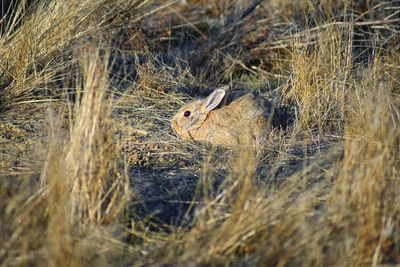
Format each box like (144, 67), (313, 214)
(0, 0), (399, 266)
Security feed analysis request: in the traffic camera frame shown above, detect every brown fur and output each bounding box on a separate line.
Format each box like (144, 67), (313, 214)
(171, 87), (273, 147)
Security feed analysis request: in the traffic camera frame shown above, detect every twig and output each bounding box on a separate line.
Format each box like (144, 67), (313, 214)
(240, 0), (265, 21)
(254, 18), (400, 52)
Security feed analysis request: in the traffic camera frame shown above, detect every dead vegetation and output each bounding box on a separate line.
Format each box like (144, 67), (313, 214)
(0, 0), (399, 266)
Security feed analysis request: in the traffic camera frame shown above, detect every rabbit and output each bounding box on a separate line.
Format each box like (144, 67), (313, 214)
(171, 86), (287, 147)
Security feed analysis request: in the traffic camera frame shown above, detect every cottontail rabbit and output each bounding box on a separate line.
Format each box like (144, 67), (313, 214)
(171, 86), (288, 147)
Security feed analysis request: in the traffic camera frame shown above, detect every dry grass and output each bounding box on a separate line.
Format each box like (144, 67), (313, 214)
(287, 26), (352, 132)
(0, 0), (399, 266)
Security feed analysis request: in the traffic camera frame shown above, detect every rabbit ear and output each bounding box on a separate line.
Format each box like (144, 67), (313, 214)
(201, 88), (226, 112)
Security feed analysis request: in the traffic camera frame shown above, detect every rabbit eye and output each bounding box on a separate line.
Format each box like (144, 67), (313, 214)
(184, 111), (191, 117)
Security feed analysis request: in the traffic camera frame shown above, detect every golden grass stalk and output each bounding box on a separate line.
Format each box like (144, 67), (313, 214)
(287, 25), (352, 132)
(327, 54), (400, 265)
(65, 47), (128, 227)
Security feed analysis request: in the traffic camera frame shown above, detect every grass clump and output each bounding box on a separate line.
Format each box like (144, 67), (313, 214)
(287, 26), (352, 132)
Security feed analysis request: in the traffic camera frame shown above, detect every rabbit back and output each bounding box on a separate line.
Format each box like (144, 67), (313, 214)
(188, 91), (273, 146)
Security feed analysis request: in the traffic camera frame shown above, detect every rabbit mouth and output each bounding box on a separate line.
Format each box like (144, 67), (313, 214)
(171, 119), (194, 141)
(171, 119), (181, 135)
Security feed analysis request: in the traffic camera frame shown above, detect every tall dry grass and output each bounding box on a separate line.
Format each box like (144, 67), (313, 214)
(0, 0), (399, 266)
(0, 0), (160, 109)
(0, 48), (129, 266)
(0, 1), (156, 266)
(287, 25), (352, 132)
(65, 48), (128, 227)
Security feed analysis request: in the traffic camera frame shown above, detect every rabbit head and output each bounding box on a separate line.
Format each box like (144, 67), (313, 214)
(171, 87), (226, 141)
